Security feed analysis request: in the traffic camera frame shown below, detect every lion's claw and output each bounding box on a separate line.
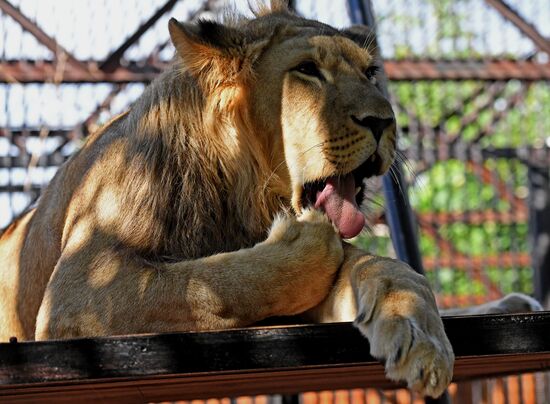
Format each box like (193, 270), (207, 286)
(355, 312), (453, 397)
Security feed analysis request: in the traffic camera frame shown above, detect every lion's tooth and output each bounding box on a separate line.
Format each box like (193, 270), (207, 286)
(370, 154), (376, 162)
(355, 187), (361, 195)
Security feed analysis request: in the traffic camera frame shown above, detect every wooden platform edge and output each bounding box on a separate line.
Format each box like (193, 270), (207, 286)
(1, 312), (549, 402)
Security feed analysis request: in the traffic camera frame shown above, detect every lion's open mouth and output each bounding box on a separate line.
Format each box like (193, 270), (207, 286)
(301, 154), (383, 239)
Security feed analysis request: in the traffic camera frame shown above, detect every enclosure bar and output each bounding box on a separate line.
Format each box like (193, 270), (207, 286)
(484, 0), (550, 55)
(100, 0), (179, 72)
(0, 0), (88, 72)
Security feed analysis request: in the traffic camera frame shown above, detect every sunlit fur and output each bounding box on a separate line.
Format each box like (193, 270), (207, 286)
(0, 0), (392, 340)
(0, 3), (458, 398)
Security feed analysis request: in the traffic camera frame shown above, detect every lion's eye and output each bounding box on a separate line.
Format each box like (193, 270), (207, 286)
(364, 65), (379, 81)
(293, 61), (324, 80)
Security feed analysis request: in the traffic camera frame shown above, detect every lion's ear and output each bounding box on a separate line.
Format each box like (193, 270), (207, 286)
(169, 18), (260, 85)
(169, 18), (246, 55)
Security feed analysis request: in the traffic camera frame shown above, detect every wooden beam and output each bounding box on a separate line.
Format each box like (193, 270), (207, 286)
(0, 313), (549, 402)
(484, 0), (550, 55)
(0, 0), (89, 72)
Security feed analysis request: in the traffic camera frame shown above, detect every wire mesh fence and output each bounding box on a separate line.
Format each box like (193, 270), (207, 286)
(343, 0), (550, 312)
(1, 0), (549, 403)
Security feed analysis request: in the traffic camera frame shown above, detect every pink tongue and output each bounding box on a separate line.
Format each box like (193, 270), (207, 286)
(314, 175), (365, 239)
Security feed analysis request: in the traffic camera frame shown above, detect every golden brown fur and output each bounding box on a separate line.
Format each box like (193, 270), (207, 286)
(0, 1), (461, 397)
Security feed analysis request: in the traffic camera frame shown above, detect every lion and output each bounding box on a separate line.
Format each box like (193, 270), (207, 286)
(0, 1), (541, 398)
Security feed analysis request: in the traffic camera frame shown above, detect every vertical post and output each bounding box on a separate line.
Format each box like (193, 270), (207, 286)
(347, 0), (425, 275)
(281, 393), (300, 404)
(348, 1), (448, 403)
(528, 149), (550, 309)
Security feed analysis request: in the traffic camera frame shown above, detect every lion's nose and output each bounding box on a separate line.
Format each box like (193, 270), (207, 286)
(351, 115), (394, 143)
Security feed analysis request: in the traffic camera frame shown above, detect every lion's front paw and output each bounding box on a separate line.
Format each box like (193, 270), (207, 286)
(266, 209), (343, 264)
(352, 259), (454, 398)
(260, 209), (344, 317)
(355, 312), (453, 397)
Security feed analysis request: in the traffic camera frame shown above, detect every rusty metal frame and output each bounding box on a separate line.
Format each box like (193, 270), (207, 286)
(484, 0), (550, 55)
(2, 59), (550, 84)
(0, 0), (88, 72)
(100, 0), (179, 72)
(0, 0), (548, 84)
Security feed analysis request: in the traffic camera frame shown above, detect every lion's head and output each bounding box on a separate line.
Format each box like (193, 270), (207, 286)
(168, 1), (396, 239)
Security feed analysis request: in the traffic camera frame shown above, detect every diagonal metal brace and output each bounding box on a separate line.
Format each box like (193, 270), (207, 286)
(485, 0), (550, 55)
(100, 0), (179, 73)
(0, 0), (89, 72)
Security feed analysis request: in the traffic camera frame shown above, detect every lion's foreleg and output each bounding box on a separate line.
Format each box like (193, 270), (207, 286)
(305, 243), (454, 398)
(300, 244), (359, 323)
(35, 211), (343, 340)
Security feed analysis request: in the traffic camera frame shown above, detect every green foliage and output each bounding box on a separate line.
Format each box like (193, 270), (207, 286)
(363, 0), (550, 302)
(425, 268), (486, 297)
(353, 232), (393, 257)
(365, 79), (550, 301)
(486, 267), (534, 295)
(409, 160), (513, 213)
